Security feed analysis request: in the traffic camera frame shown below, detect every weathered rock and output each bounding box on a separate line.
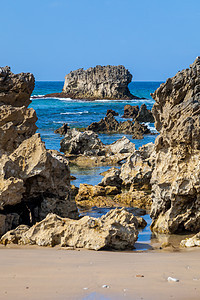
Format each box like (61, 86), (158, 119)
(1, 209), (139, 250)
(98, 167), (122, 188)
(122, 105), (139, 118)
(135, 104), (154, 123)
(60, 128), (104, 156)
(61, 132), (135, 167)
(0, 67), (78, 235)
(120, 142), (155, 189)
(150, 57), (200, 233)
(106, 109), (119, 116)
(87, 113), (119, 133)
(51, 65), (137, 100)
(0, 66), (34, 107)
(180, 232), (200, 247)
(54, 123), (70, 135)
(132, 121), (151, 139)
(114, 189), (152, 210)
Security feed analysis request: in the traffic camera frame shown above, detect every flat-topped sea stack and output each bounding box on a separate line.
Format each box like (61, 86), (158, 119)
(44, 65), (139, 100)
(150, 57), (200, 234)
(0, 66), (78, 236)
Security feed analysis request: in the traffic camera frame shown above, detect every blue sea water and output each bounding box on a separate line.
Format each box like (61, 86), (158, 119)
(30, 81), (161, 250)
(30, 81), (162, 152)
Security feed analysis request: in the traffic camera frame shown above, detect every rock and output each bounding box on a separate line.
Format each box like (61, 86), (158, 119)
(122, 104), (154, 123)
(113, 190), (152, 210)
(150, 57), (200, 233)
(120, 142), (155, 189)
(44, 65), (138, 100)
(98, 167), (122, 188)
(87, 113), (119, 133)
(180, 232), (200, 247)
(0, 208), (139, 250)
(135, 104), (154, 123)
(0, 66), (34, 107)
(122, 105), (139, 118)
(0, 224), (30, 245)
(60, 128), (104, 156)
(54, 123), (70, 135)
(61, 131), (135, 167)
(108, 136), (135, 154)
(106, 109), (119, 116)
(75, 183), (119, 208)
(132, 121), (151, 139)
(0, 67), (78, 235)
(135, 216), (147, 229)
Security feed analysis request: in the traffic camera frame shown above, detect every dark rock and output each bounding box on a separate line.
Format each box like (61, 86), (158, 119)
(106, 109), (119, 117)
(122, 105), (139, 118)
(135, 104), (154, 123)
(54, 123), (70, 135)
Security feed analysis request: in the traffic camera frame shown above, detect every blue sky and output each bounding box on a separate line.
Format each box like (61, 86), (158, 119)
(1, 0), (200, 81)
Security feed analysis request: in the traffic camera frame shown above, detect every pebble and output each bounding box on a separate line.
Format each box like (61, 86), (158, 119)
(83, 287), (88, 290)
(102, 285), (110, 288)
(167, 277), (179, 282)
(136, 274), (144, 278)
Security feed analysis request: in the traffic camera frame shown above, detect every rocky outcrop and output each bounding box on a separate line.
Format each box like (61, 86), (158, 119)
(54, 123), (70, 135)
(150, 57), (200, 234)
(60, 130), (135, 167)
(0, 209), (139, 250)
(122, 104), (154, 123)
(120, 142), (155, 189)
(86, 113), (151, 138)
(0, 67), (78, 235)
(106, 109), (119, 117)
(180, 232), (200, 247)
(44, 65), (138, 100)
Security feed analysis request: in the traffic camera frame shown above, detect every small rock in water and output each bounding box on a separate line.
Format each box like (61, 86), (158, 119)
(102, 284), (110, 288)
(167, 277), (179, 282)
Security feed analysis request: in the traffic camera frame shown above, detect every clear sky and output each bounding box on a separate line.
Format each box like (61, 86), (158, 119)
(1, 0), (200, 81)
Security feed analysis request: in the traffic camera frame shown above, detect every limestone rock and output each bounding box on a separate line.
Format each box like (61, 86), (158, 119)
(180, 232), (200, 247)
(108, 136), (135, 154)
(106, 109), (119, 116)
(0, 66), (34, 107)
(62, 65), (135, 100)
(122, 105), (139, 118)
(1, 209), (139, 250)
(150, 57), (200, 233)
(98, 167), (122, 188)
(120, 142), (155, 189)
(0, 67), (78, 235)
(114, 190), (152, 210)
(87, 113), (119, 133)
(135, 104), (154, 123)
(54, 123), (70, 135)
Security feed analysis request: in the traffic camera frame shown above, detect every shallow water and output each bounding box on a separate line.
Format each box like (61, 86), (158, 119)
(30, 81), (162, 251)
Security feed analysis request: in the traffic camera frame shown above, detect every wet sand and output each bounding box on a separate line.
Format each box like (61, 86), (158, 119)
(0, 245), (199, 300)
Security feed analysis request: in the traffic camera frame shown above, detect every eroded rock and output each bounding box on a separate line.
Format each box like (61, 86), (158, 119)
(1, 208), (139, 250)
(150, 57), (200, 233)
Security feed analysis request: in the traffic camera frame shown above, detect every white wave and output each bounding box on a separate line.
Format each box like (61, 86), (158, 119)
(144, 122), (158, 133)
(60, 111), (89, 115)
(53, 121), (65, 124)
(31, 95), (45, 99)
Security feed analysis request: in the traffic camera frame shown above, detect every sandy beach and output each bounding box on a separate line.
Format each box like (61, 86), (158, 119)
(0, 245), (199, 300)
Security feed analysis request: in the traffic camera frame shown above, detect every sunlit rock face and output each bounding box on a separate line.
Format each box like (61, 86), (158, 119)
(63, 65), (135, 100)
(150, 57), (200, 234)
(0, 67), (78, 235)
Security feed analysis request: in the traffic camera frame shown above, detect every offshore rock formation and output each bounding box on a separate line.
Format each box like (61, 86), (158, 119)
(150, 57), (200, 233)
(86, 112), (151, 138)
(0, 67), (78, 235)
(61, 129), (135, 167)
(1, 209), (139, 250)
(45, 65), (138, 100)
(54, 123), (70, 135)
(122, 104), (154, 123)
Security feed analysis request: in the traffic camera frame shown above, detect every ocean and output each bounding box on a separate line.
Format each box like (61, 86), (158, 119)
(30, 81), (162, 249)
(30, 81), (162, 152)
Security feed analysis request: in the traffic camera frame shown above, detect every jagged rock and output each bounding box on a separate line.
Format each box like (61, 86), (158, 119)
(135, 216), (147, 229)
(61, 132), (135, 167)
(0, 66), (34, 107)
(120, 142), (155, 189)
(122, 105), (139, 118)
(98, 167), (122, 188)
(87, 113), (119, 133)
(44, 65), (138, 100)
(180, 232), (200, 247)
(135, 104), (154, 123)
(86, 113), (151, 138)
(114, 189), (152, 210)
(106, 109), (119, 116)
(54, 123), (70, 135)
(150, 57), (200, 234)
(0, 67), (78, 235)
(132, 121), (151, 139)
(0, 209), (139, 250)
